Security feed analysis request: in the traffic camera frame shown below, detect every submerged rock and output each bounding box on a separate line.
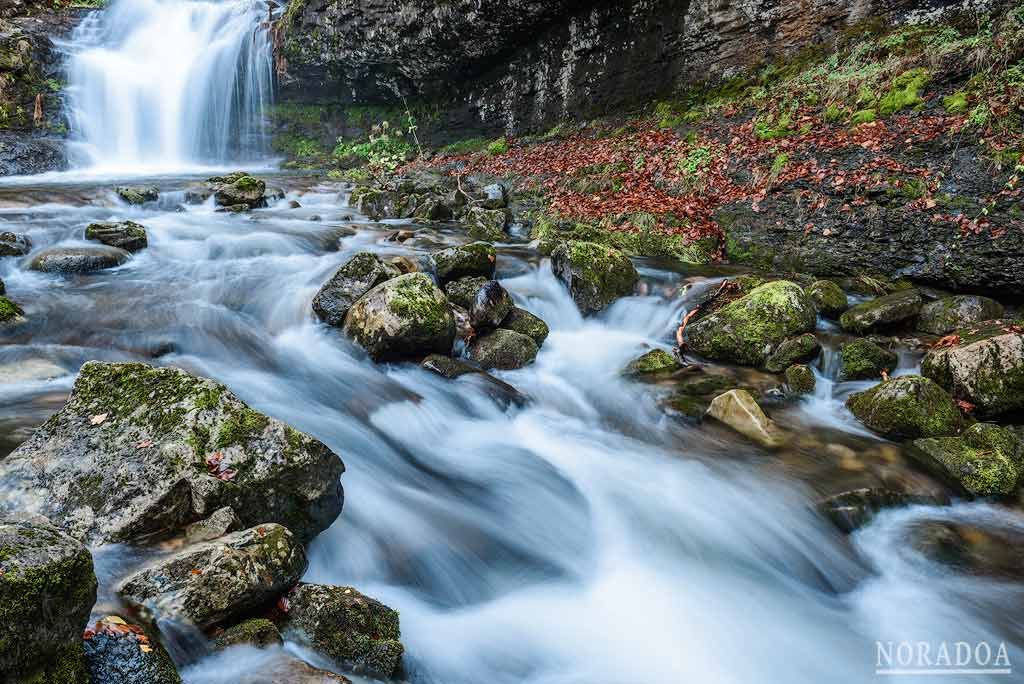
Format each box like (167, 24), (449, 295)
(910, 424), (1024, 497)
(846, 375), (964, 439)
(785, 364), (815, 394)
(85, 221), (149, 253)
(623, 349), (681, 377)
(917, 295), (1004, 335)
(819, 489), (941, 533)
(30, 245), (130, 274)
(921, 322), (1024, 419)
(0, 362), (344, 545)
(0, 517), (96, 683)
(282, 583), (404, 680)
(500, 307), (549, 346)
(0, 231), (31, 257)
(806, 280), (847, 318)
(343, 273), (456, 361)
(550, 240), (638, 314)
(421, 354), (527, 407)
(115, 185), (159, 205)
(432, 242), (496, 283)
(469, 280), (513, 331)
(83, 616), (181, 684)
(468, 328), (539, 370)
(686, 281), (817, 368)
(839, 289), (922, 333)
(764, 333), (820, 373)
(313, 252), (399, 327)
(909, 519), (1024, 580)
(706, 389), (785, 448)
(840, 338), (897, 381)
(119, 524), (306, 629)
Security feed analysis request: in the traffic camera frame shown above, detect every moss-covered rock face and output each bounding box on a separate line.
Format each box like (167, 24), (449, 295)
(468, 328), (539, 370)
(550, 240), (638, 315)
(343, 272), (456, 361)
(840, 338), (897, 381)
(0, 517), (96, 682)
(84, 617), (180, 684)
(623, 348), (681, 377)
(210, 173), (267, 209)
(785, 364), (815, 394)
(917, 295), (1004, 336)
(443, 276), (489, 309)
(910, 424), (1023, 497)
(0, 294), (25, 325)
(806, 280), (847, 318)
(846, 375), (965, 440)
(282, 583), (404, 680)
(500, 307), (549, 346)
(839, 289), (922, 334)
(313, 252), (399, 327)
(535, 213), (718, 265)
(119, 524), (306, 630)
(686, 280), (817, 368)
(84, 220), (148, 253)
(29, 246), (131, 275)
(921, 324), (1024, 419)
(466, 206), (509, 241)
(213, 618), (283, 651)
(114, 185), (158, 205)
(765, 333), (820, 373)
(0, 362), (344, 545)
(432, 242), (497, 283)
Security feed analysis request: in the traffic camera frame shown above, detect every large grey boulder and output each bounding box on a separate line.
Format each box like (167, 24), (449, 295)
(550, 241), (638, 314)
(313, 253), (399, 327)
(0, 362), (344, 545)
(839, 289), (922, 333)
(917, 295), (1004, 335)
(468, 328), (539, 370)
(0, 516), (96, 683)
(30, 246), (130, 274)
(119, 524), (306, 629)
(432, 242), (496, 283)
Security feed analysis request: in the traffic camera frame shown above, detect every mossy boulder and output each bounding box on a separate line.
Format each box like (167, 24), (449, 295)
(0, 362), (344, 545)
(444, 276), (490, 308)
(468, 328), (539, 370)
(706, 389), (785, 448)
(785, 364), (816, 394)
(466, 206), (509, 241)
(343, 273), (456, 361)
(0, 295), (25, 325)
(119, 524), (305, 629)
(686, 281), (817, 368)
(313, 252), (399, 327)
(909, 424), (1024, 497)
(29, 246), (131, 274)
(210, 172), (267, 209)
(921, 323), (1024, 419)
(840, 339), (898, 380)
(0, 517), (96, 683)
(0, 230), (31, 257)
(83, 617), (181, 684)
(846, 375), (965, 439)
(623, 349), (681, 377)
(432, 242), (496, 283)
(469, 280), (513, 331)
(85, 221), (148, 253)
(765, 333), (820, 373)
(500, 307), (549, 346)
(214, 618), (282, 651)
(115, 185), (159, 205)
(281, 583), (404, 680)
(839, 289), (922, 334)
(917, 295), (1004, 336)
(550, 240), (638, 314)
(806, 280), (847, 318)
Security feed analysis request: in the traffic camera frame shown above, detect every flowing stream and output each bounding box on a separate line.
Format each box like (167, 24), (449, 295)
(0, 1), (1023, 683)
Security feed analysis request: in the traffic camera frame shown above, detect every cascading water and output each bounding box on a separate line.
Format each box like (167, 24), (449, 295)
(62, 0), (275, 172)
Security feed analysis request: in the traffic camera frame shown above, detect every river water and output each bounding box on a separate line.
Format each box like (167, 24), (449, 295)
(1, 0), (1023, 682)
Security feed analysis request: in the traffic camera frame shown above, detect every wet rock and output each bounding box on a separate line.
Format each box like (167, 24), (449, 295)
(0, 295), (25, 326)
(469, 280), (513, 330)
(85, 221), (148, 253)
(214, 618), (283, 651)
(706, 389), (785, 448)
(550, 241), (638, 315)
(0, 230), (31, 257)
(846, 375), (965, 440)
(421, 354), (527, 407)
(917, 295), (1004, 335)
(840, 338), (897, 381)
(839, 289), (923, 334)
(288, 200), (302, 209)
(0, 517), (96, 682)
(686, 281), (817, 368)
(623, 349), (681, 377)
(500, 307), (549, 346)
(466, 206), (509, 241)
(29, 245), (131, 274)
(468, 328), (539, 370)
(350, 187), (408, 220)
(211, 172), (267, 209)
(819, 489), (941, 533)
(444, 276), (489, 308)
(343, 272), (456, 361)
(479, 183), (508, 209)
(806, 280), (847, 318)
(282, 583), (404, 680)
(0, 362), (345, 545)
(83, 616), (181, 684)
(183, 506), (241, 544)
(313, 252), (399, 327)
(115, 185), (159, 205)
(921, 321), (1024, 419)
(412, 196), (452, 221)
(119, 524), (306, 629)
(909, 519), (1024, 580)
(236, 657), (353, 683)
(765, 333), (820, 373)
(264, 187), (286, 204)
(432, 242), (496, 283)
(785, 364), (815, 394)
(909, 424), (1024, 497)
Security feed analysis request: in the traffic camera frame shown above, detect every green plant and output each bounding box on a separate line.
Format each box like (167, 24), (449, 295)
(486, 137), (509, 156)
(877, 68), (930, 115)
(943, 91), (969, 113)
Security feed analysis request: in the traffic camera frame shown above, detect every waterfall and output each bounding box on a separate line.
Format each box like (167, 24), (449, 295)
(62, 0), (275, 172)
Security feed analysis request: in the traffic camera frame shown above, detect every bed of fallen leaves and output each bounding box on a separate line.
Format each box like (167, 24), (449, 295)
(83, 615), (154, 654)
